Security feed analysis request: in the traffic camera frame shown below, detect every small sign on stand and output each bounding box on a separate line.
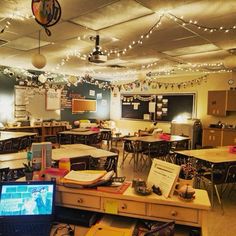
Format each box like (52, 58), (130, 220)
(147, 159), (180, 198)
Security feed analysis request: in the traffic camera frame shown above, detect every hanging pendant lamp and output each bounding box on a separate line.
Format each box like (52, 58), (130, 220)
(32, 30), (47, 69)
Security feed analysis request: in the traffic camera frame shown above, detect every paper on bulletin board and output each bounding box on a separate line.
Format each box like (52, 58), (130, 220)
(15, 86), (26, 105)
(46, 89), (61, 110)
(97, 93), (102, 99)
(143, 114), (150, 120)
(104, 199), (118, 214)
(133, 102), (139, 110)
(149, 102), (155, 112)
(89, 90), (95, 96)
(101, 99), (107, 106)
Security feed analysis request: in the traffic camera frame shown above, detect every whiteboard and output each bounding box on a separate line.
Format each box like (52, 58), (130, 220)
(46, 89), (61, 110)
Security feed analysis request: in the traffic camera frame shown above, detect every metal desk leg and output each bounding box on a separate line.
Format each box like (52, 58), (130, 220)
(211, 163), (214, 208)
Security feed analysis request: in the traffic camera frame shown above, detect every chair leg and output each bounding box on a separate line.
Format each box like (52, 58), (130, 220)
(120, 152), (129, 167)
(214, 185), (224, 215)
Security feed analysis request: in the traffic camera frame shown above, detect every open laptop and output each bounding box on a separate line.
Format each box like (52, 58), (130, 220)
(0, 181), (56, 236)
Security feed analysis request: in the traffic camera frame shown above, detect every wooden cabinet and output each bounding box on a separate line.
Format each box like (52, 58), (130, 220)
(59, 192), (101, 210)
(103, 198), (146, 216)
(56, 185), (210, 235)
(222, 130), (236, 146)
(207, 90), (236, 116)
(5, 125), (67, 142)
(148, 204), (199, 224)
(202, 128), (222, 147)
(203, 128), (236, 147)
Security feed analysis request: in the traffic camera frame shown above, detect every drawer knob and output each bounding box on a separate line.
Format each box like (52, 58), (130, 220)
(121, 204), (127, 210)
(171, 210), (177, 217)
(77, 198), (83, 203)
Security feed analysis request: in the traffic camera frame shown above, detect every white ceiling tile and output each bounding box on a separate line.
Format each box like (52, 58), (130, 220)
(6, 36), (51, 51)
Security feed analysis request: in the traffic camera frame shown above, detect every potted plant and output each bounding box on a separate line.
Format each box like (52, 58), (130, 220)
(178, 162), (196, 188)
(23, 161), (34, 181)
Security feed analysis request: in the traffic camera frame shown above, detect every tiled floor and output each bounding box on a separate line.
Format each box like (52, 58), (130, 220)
(113, 142), (236, 236)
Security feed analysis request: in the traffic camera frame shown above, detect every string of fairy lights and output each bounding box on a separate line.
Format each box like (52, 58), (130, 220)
(167, 13), (236, 33)
(0, 7), (235, 88)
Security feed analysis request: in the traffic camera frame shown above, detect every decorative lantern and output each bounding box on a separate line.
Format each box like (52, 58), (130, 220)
(224, 55), (236, 69)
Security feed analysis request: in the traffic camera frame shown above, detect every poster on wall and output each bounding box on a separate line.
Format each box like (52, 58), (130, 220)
(15, 86), (26, 105)
(46, 89), (61, 110)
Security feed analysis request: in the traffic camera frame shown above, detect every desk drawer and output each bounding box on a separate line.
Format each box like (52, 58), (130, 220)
(149, 204), (199, 223)
(103, 198), (146, 216)
(61, 192), (101, 209)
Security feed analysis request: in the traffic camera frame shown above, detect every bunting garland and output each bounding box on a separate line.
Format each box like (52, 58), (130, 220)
(114, 74), (209, 92)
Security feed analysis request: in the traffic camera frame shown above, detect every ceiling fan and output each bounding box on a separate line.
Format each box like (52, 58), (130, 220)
(88, 35), (107, 63)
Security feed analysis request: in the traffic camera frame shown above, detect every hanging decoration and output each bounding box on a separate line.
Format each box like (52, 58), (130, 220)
(114, 74), (209, 92)
(31, 0), (61, 36)
(167, 13), (236, 33)
(31, 30), (47, 69)
(120, 94), (155, 102)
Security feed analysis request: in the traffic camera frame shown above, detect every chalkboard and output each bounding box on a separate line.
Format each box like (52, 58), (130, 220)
(121, 94), (195, 122)
(121, 95), (155, 120)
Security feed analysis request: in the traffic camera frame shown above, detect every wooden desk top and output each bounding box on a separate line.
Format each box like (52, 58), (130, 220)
(59, 130), (100, 135)
(124, 135), (189, 143)
(52, 148), (117, 161)
(176, 146), (236, 163)
(0, 131), (37, 141)
(0, 144), (117, 168)
(60, 144), (96, 150)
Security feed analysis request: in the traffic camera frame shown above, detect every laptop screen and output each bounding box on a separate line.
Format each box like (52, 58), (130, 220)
(0, 181), (55, 217)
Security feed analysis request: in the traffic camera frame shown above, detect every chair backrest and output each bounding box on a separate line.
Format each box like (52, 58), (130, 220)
(225, 164), (236, 184)
(101, 130), (112, 141)
(0, 167), (10, 182)
(104, 156), (118, 174)
(123, 140), (135, 153)
(2, 140), (13, 153)
(145, 141), (171, 158)
(44, 135), (58, 144)
(18, 137), (31, 150)
(70, 156), (91, 171)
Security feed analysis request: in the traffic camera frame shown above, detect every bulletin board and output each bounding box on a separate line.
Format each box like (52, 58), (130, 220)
(46, 89), (61, 110)
(121, 93), (195, 121)
(121, 95), (155, 121)
(72, 99), (97, 113)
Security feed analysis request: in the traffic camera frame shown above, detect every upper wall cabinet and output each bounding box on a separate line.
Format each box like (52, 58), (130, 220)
(207, 90), (236, 116)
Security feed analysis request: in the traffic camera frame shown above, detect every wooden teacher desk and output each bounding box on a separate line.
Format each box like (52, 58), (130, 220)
(56, 184), (210, 236)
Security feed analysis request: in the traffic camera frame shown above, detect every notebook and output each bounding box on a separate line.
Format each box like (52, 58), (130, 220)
(0, 181), (56, 236)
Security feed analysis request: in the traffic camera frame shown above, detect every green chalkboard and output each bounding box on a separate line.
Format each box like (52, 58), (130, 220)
(121, 93), (195, 121)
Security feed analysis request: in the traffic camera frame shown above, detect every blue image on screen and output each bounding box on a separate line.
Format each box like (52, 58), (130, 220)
(0, 184), (53, 216)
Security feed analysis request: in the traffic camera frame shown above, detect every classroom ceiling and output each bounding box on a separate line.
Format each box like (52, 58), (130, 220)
(0, 0), (236, 81)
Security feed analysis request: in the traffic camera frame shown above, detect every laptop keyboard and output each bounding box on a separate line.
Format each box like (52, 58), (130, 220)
(0, 222), (51, 236)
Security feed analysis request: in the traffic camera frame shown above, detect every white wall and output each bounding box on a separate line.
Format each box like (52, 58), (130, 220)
(110, 72), (236, 135)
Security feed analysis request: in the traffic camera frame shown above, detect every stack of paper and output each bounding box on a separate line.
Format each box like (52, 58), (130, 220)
(63, 170), (107, 185)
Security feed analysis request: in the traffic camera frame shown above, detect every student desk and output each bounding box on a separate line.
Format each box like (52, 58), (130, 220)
(123, 135), (190, 170)
(56, 184), (210, 236)
(58, 130), (100, 145)
(0, 144), (118, 169)
(0, 131), (37, 141)
(175, 146), (236, 206)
